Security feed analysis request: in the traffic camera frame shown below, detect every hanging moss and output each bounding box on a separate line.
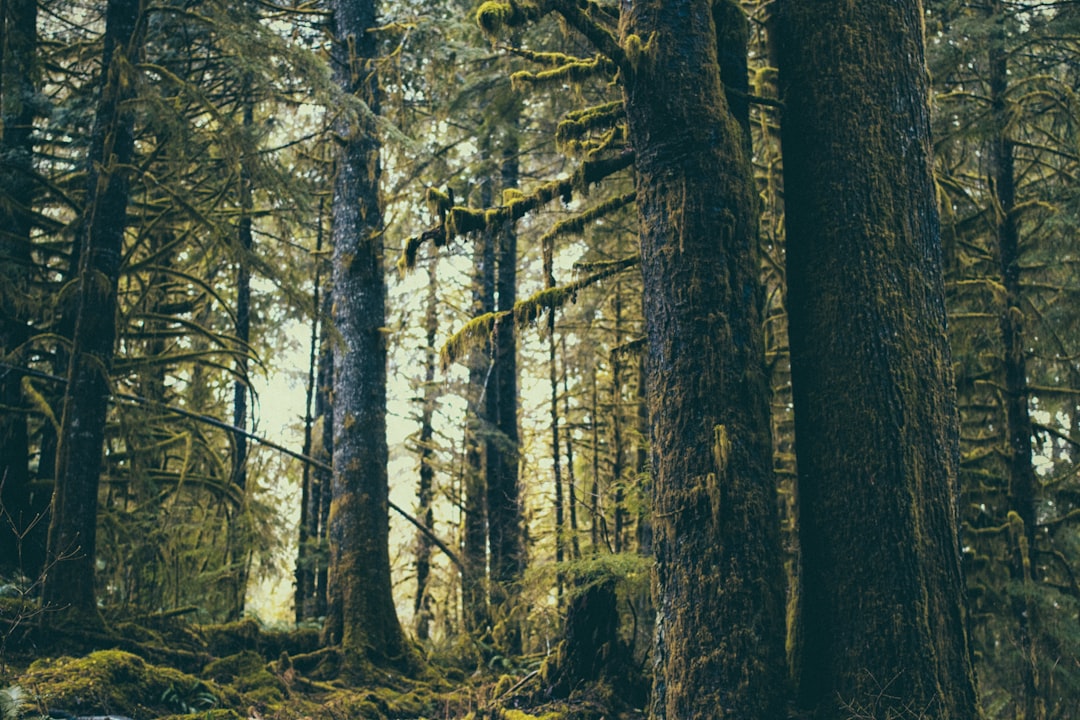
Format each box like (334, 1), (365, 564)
(556, 101), (625, 152)
(538, 192), (635, 247)
(509, 55), (616, 91)
(447, 206), (489, 237)
(512, 256), (640, 326)
(572, 151), (634, 192)
(475, 1), (542, 38)
(440, 311), (507, 369)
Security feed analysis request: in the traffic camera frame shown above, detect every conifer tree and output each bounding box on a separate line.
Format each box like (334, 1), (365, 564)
(776, 1), (980, 716)
(321, 0), (407, 665)
(43, 0), (146, 622)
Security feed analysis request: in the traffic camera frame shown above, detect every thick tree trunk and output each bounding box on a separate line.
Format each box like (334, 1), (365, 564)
(776, 2), (980, 717)
(322, 0), (405, 665)
(0, 0), (39, 579)
(620, 2), (787, 718)
(43, 0), (143, 622)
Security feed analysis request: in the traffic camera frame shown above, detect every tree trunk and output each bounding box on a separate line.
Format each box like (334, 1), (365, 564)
(296, 202), (325, 624)
(776, 1), (980, 717)
(620, 2), (787, 718)
(414, 255), (440, 641)
(462, 173), (496, 636)
(322, 0), (405, 665)
(0, 0), (39, 579)
(987, 1), (1041, 715)
(228, 95), (255, 621)
(43, 0), (144, 622)
(486, 142), (524, 652)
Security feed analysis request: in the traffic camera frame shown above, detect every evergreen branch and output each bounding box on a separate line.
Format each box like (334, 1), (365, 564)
(0, 362), (463, 572)
(401, 152), (633, 270)
(440, 311), (507, 369)
(510, 54), (617, 89)
(538, 191), (635, 247)
(556, 101), (625, 149)
(548, 0), (629, 72)
(1038, 508), (1080, 531)
(513, 255), (640, 325)
(475, 1), (547, 36)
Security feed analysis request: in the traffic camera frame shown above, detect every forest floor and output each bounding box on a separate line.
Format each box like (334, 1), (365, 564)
(0, 605), (645, 720)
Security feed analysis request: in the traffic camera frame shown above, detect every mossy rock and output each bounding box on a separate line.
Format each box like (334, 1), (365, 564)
(202, 649), (286, 704)
(17, 649), (238, 717)
(200, 618), (262, 657)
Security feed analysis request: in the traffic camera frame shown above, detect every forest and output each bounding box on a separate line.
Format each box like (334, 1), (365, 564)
(1, 0), (1079, 718)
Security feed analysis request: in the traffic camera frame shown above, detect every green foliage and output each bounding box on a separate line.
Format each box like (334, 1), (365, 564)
(0, 686), (27, 720)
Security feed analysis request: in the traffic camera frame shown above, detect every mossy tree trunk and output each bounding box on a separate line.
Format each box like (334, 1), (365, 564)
(987, 1), (1041, 714)
(462, 169), (496, 636)
(322, 0), (406, 665)
(0, 0), (39, 579)
(413, 255), (440, 641)
(620, 2), (787, 717)
(43, 0), (144, 622)
(776, 1), (980, 717)
(486, 142), (524, 652)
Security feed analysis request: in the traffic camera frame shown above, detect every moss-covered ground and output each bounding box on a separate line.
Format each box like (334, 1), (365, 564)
(0, 619), (644, 720)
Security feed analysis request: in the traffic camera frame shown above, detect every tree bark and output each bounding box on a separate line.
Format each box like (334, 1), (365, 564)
(620, 2), (787, 717)
(987, 1), (1041, 714)
(0, 0), (39, 579)
(776, 1), (980, 717)
(322, 0), (406, 665)
(43, 0), (144, 622)
(413, 255), (440, 641)
(486, 141), (524, 652)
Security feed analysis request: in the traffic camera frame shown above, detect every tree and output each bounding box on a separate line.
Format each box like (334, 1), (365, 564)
(0, 0), (40, 579)
(42, 0), (145, 621)
(321, 0), (407, 666)
(619, 2), (788, 717)
(776, 1), (980, 716)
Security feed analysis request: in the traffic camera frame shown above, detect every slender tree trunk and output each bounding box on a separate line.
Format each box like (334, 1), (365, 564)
(43, 0), (144, 622)
(776, 2), (980, 717)
(296, 202), (325, 624)
(322, 0), (406, 665)
(988, 2), (1041, 715)
(228, 95), (255, 621)
(561, 341), (581, 562)
(545, 243), (565, 603)
(0, 0), (39, 579)
(413, 255), (440, 641)
(313, 308), (333, 619)
(620, 3), (787, 717)
(486, 142), (524, 652)
(609, 288), (624, 554)
(462, 174), (496, 635)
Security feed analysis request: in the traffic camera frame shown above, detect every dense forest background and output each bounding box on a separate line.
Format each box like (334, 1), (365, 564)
(1, 0), (1079, 718)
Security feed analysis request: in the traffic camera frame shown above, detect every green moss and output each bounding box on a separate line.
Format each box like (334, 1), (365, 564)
(18, 650), (232, 718)
(509, 55), (616, 91)
(201, 618), (261, 657)
(447, 206), (488, 237)
(475, 1), (542, 37)
(440, 311), (507, 368)
(202, 650), (285, 701)
(623, 32), (656, 71)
